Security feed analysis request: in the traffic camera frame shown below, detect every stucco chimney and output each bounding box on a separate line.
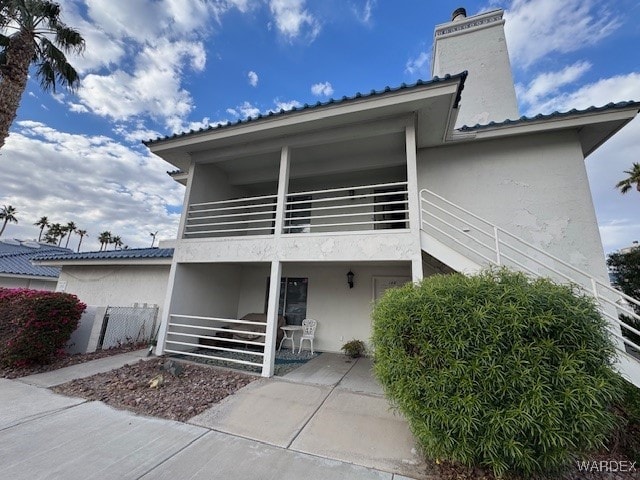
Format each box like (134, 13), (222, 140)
(432, 8), (519, 127)
(451, 8), (466, 22)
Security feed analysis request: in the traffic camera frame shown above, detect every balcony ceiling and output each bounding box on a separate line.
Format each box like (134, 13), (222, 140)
(150, 79), (462, 172)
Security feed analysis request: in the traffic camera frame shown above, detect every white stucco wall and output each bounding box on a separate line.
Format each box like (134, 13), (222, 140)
(417, 130), (609, 282)
(235, 263), (427, 353)
(170, 263), (242, 317)
(57, 265), (170, 319)
(0, 276), (57, 291)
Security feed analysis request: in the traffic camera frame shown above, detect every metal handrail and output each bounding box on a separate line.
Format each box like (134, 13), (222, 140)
(419, 187), (640, 359)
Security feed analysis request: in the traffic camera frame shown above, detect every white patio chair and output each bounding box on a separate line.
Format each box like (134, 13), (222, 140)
(298, 318), (317, 354)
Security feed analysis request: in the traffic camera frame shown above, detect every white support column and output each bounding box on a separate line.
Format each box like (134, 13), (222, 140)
(262, 145), (290, 377)
(274, 146), (291, 237)
(154, 261), (179, 355)
(405, 119), (423, 282)
(262, 260), (282, 377)
(176, 158), (195, 239)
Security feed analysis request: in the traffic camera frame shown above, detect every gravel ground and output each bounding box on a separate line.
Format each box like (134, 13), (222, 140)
(0, 342), (148, 379)
(52, 358), (254, 422)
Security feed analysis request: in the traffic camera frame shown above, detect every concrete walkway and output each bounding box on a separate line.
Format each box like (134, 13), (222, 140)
(0, 351), (428, 479)
(190, 354), (428, 478)
(17, 348), (150, 387)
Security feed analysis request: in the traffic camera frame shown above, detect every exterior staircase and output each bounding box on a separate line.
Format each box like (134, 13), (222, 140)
(419, 188), (640, 388)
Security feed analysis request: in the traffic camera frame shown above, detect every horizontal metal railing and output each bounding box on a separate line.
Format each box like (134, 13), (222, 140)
(185, 194), (277, 238)
(183, 181), (411, 239)
(420, 188), (640, 359)
(284, 181), (409, 233)
(164, 314), (266, 368)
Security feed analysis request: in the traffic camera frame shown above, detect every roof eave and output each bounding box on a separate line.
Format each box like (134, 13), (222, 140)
(34, 258), (173, 267)
(452, 105), (639, 157)
(145, 74), (468, 170)
(0, 272), (58, 280)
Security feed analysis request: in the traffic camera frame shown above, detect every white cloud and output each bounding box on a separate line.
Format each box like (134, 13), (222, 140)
(524, 72), (640, 115)
(0, 122), (184, 250)
(405, 51), (430, 76)
(311, 81), (334, 97)
(239, 102), (262, 118)
(227, 101), (262, 119)
(76, 40), (206, 126)
(248, 70), (259, 87)
(269, 0), (321, 42)
(113, 123), (163, 144)
(274, 99), (302, 111)
(51, 92), (65, 104)
(353, 0), (376, 25)
(68, 103), (89, 113)
(28, 92), (36, 98)
(58, 0), (127, 73)
(516, 61), (591, 110)
(504, 0), (620, 68)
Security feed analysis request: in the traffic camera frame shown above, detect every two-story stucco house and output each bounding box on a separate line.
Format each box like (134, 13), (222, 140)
(144, 8), (640, 384)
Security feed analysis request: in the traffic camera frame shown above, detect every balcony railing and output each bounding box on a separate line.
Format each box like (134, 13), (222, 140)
(284, 181), (409, 234)
(185, 194), (277, 238)
(183, 181), (410, 239)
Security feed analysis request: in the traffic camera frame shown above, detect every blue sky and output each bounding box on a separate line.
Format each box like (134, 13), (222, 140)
(1, 0), (639, 253)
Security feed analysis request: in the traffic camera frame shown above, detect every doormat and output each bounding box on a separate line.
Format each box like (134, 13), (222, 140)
(169, 349), (320, 376)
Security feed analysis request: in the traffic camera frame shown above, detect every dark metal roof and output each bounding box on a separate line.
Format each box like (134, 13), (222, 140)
(458, 101), (640, 131)
(143, 72), (468, 146)
(0, 241), (71, 278)
(34, 247), (174, 262)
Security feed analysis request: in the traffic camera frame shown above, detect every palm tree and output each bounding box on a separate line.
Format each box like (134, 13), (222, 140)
(75, 228), (86, 252)
(33, 215), (48, 241)
(46, 222), (62, 245)
(616, 163), (640, 195)
(64, 221), (76, 248)
(0, 204), (17, 236)
(150, 230), (158, 248)
(98, 231), (111, 251)
(111, 235), (123, 250)
(0, 1), (85, 149)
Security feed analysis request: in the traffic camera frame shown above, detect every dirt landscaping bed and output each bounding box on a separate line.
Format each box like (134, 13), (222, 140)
(0, 343), (148, 379)
(52, 358), (254, 422)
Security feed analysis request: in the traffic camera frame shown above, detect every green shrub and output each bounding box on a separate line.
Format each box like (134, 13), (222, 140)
(0, 288), (86, 367)
(371, 268), (623, 477)
(341, 339), (367, 358)
(614, 380), (640, 463)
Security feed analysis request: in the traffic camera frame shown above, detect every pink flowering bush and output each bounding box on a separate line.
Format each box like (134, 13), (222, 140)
(0, 288), (86, 366)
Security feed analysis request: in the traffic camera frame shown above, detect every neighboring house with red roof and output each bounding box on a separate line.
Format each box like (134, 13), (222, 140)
(0, 239), (71, 290)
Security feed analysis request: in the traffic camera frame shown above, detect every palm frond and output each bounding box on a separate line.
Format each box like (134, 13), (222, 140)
(54, 24), (85, 53)
(616, 181), (632, 194)
(35, 58), (55, 90)
(35, 36), (80, 91)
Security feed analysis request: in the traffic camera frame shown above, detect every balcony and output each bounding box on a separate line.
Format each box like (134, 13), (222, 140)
(183, 181), (409, 239)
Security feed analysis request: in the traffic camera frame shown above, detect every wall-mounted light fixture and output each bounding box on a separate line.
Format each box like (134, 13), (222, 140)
(347, 270), (355, 289)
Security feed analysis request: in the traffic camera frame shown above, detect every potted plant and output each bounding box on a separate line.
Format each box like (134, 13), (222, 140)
(341, 339), (367, 358)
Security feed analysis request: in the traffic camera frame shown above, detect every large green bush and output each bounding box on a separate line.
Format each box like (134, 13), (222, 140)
(371, 269), (623, 477)
(0, 288), (86, 366)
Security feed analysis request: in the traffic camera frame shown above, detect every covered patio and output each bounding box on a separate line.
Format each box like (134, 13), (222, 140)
(159, 261), (413, 377)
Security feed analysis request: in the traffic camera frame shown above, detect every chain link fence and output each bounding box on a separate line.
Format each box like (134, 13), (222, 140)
(97, 305), (159, 350)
